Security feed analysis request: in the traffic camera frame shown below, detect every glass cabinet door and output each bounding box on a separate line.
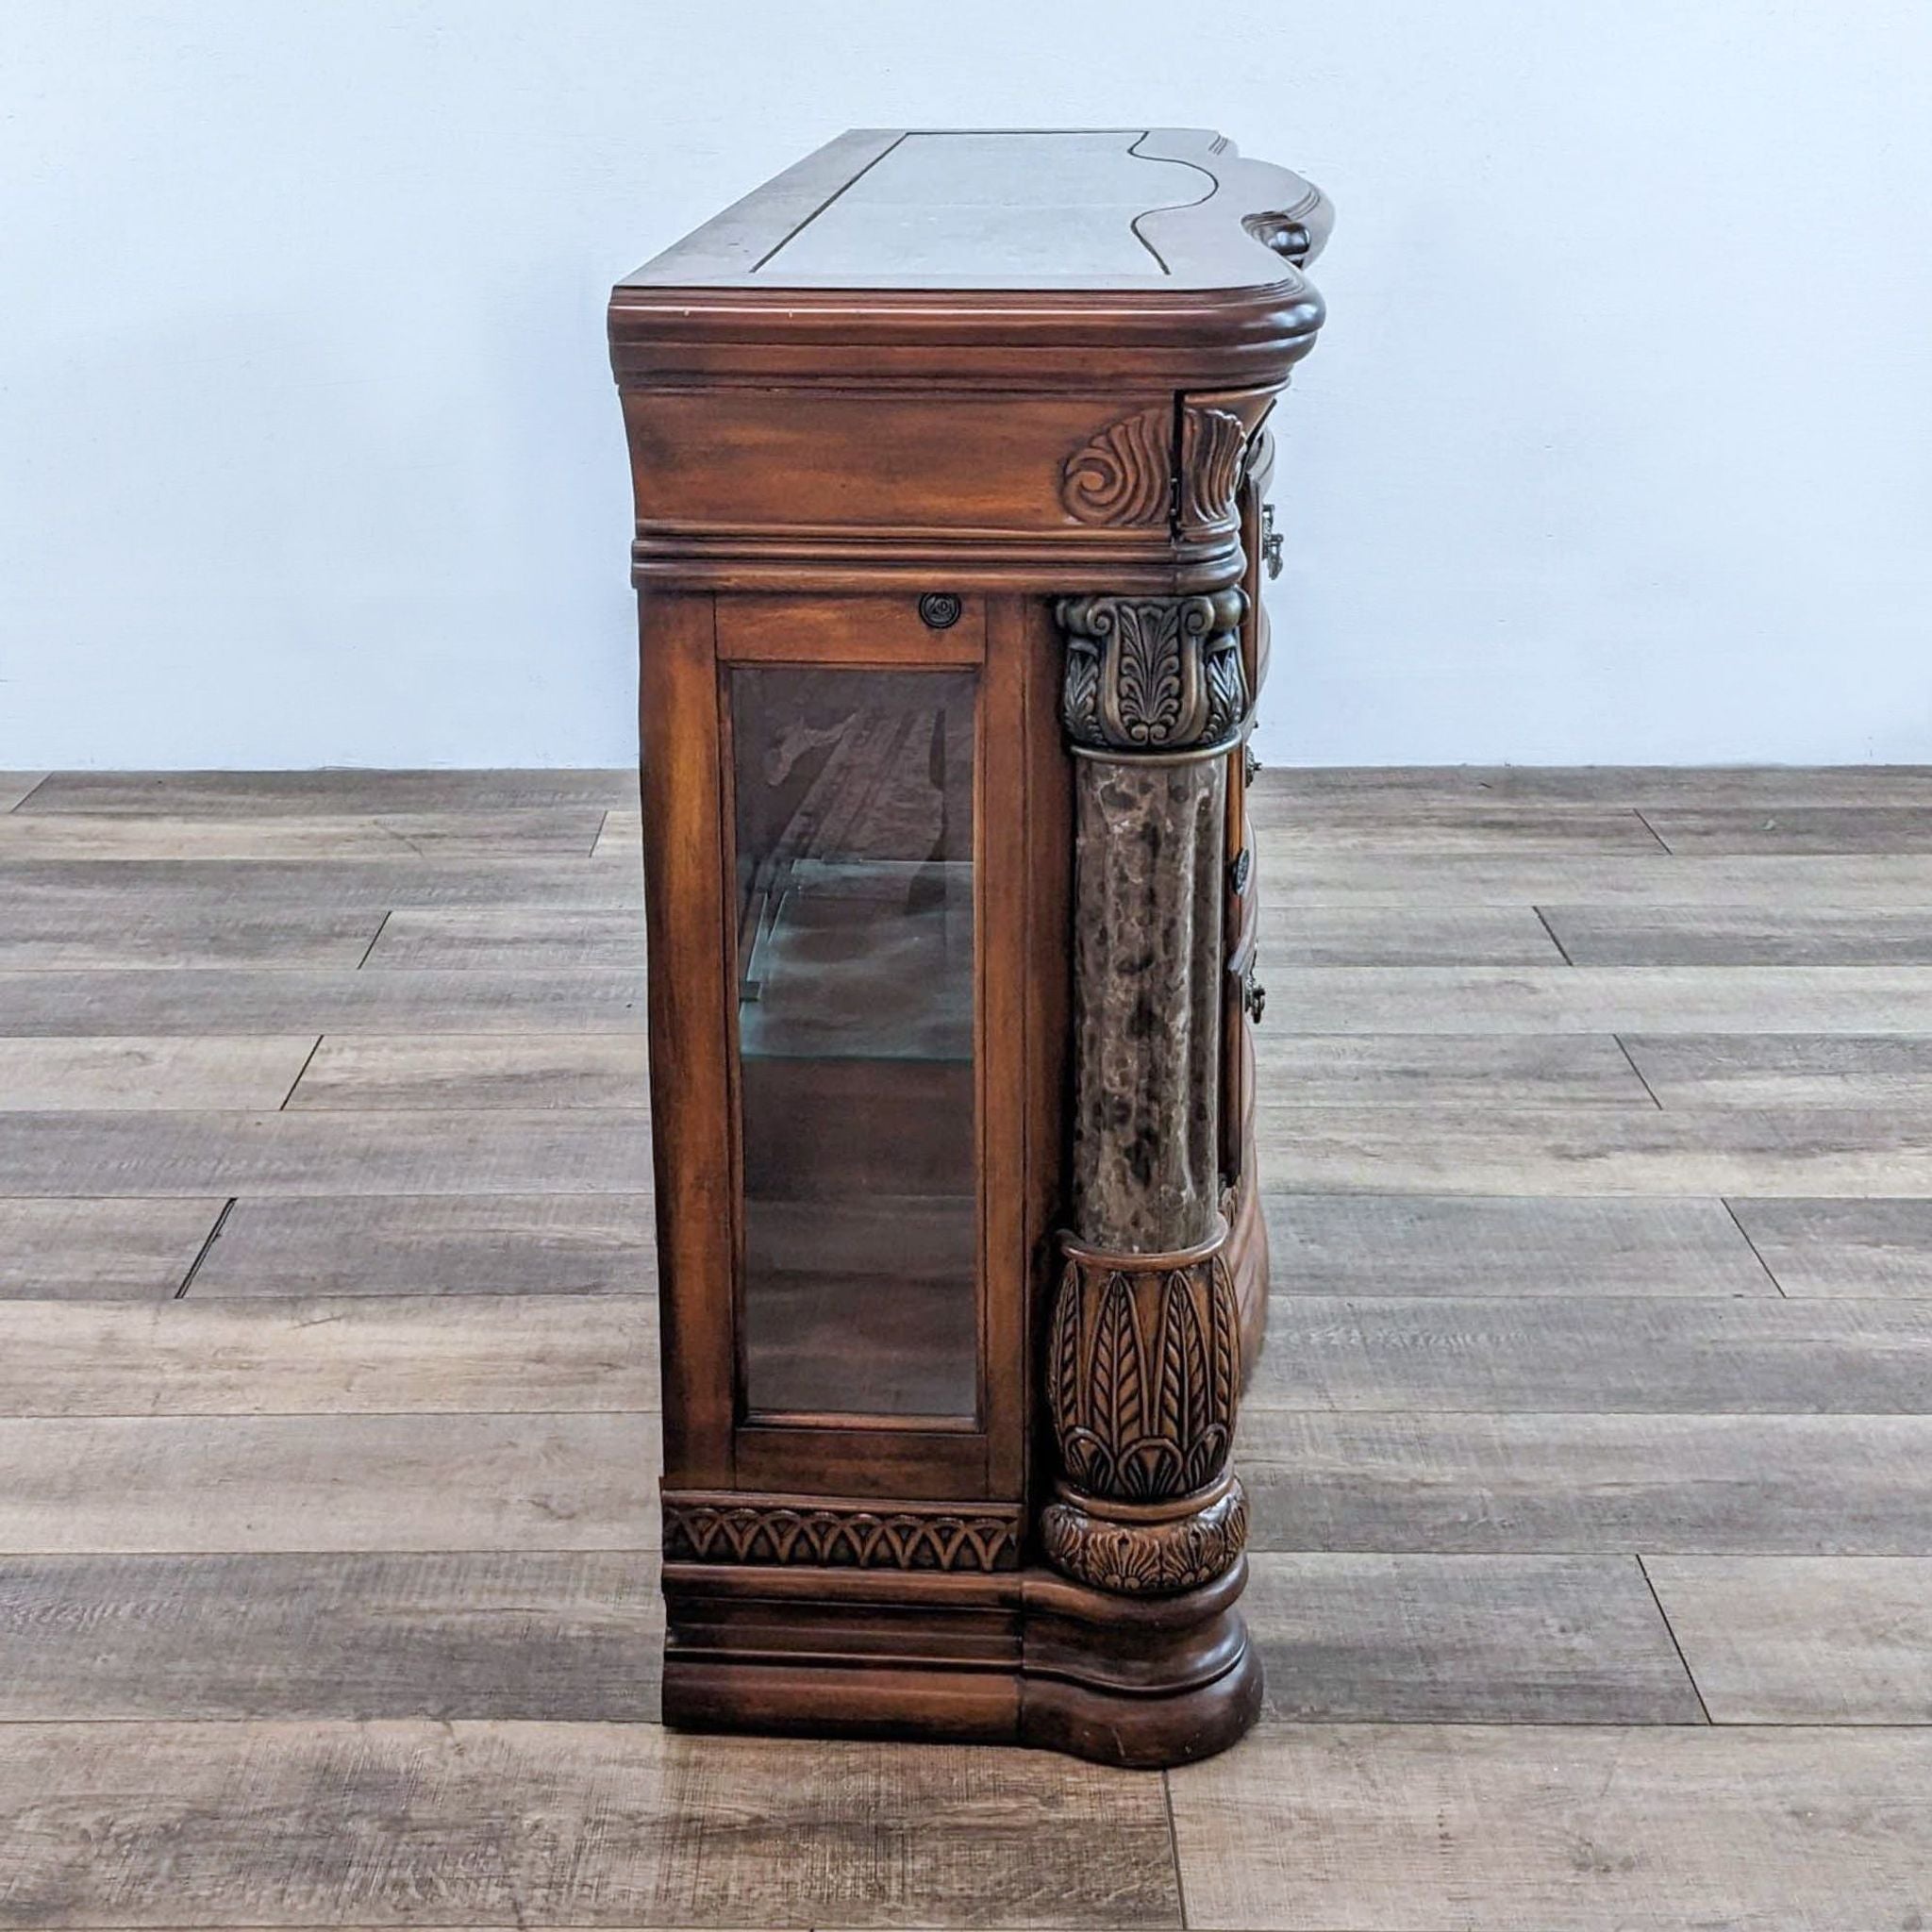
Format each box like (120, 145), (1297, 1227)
(728, 665), (979, 1421)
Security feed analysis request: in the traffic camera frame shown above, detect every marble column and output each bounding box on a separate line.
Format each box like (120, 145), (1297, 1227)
(1042, 589), (1252, 1594)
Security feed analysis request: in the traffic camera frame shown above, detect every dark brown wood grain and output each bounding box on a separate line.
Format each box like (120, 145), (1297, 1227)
(637, 590), (735, 1491)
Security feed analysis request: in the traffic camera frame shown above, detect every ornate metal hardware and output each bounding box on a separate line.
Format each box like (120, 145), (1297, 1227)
(1242, 965), (1267, 1024)
(1260, 502), (1283, 580)
(1244, 746), (1262, 784)
(1229, 848), (1252, 895)
(918, 591), (962, 630)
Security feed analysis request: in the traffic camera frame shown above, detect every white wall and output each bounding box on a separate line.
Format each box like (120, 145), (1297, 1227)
(5, 0), (1930, 769)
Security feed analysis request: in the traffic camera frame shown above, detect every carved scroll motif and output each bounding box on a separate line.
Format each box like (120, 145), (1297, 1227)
(1060, 405), (1249, 535)
(1060, 406), (1170, 526)
(1058, 590), (1248, 752)
(663, 1495), (1021, 1572)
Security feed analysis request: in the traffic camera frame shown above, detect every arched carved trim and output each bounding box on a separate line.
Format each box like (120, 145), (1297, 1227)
(663, 1494), (1022, 1572)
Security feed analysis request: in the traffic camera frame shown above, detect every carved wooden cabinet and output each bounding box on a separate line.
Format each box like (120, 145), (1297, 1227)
(609, 128), (1329, 1766)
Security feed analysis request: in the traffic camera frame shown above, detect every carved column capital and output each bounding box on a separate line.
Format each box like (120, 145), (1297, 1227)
(1056, 590), (1248, 755)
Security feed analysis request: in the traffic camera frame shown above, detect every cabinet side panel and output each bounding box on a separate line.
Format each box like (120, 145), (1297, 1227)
(622, 389), (1172, 535)
(639, 589), (736, 1486)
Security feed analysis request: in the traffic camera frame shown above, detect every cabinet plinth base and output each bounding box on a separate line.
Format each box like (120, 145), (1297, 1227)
(660, 1557), (1260, 1768)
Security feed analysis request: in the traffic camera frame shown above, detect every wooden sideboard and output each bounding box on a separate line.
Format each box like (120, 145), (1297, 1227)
(609, 127), (1330, 1766)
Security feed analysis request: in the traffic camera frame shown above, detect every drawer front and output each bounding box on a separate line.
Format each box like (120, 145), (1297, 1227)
(1222, 809), (1259, 1183)
(1242, 427), (1276, 697)
(1221, 434), (1275, 1187)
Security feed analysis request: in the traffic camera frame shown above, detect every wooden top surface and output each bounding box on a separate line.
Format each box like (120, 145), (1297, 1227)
(619, 128), (1330, 294)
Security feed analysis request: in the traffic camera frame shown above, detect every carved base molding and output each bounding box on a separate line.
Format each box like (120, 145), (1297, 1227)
(659, 1554), (1260, 1768)
(663, 1492), (1022, 1572)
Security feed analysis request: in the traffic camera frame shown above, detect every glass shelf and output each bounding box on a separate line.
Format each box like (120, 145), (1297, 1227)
(739, 858), (972, 1064)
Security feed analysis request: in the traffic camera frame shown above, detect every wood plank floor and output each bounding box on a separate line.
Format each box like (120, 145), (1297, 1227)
(5, 764), (1932, 1929)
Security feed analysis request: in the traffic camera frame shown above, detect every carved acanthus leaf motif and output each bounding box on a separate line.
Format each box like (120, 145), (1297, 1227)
(1057, 591), (1248, 753)
(1046, 1251), (1241, 1506)
(1041, 1479), (1248, 1596)
(663, 1495), (1021, 1572)
(1176, 408), (1249, 535)
(1204, 628), (1247, 746)
(1113, 603), (1186, 744)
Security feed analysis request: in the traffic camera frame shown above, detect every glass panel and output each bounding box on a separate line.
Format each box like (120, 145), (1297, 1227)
(731, 666), (977, 1418)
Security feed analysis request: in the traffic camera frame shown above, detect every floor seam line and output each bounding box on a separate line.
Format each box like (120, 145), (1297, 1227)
(1161, 1765), (1191, 1930)
(1612, 1033), (1666, 1110)
(1637, 1552), (1717, 1724)
(1532, 905), (1574, 965)
(354, 909), (392, 970)
(173, 1198), (236, 1298)
(1633, 807), (1674, 853)
(1721, 1196), (1790, 1297)
(277, 1036), (326, 1110)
